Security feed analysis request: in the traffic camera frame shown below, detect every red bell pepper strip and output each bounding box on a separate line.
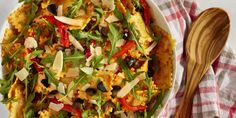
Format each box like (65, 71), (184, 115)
(118, 97), (147, 112)
(50, 98), (82, 118)
(140, 0), (151, 26)
(31, 58), (44, 73)
(43, 15), (70, 47)
(112, 40), (136, 58)
(85, 48), (92, 58)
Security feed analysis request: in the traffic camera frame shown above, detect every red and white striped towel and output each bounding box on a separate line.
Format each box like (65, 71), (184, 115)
(153, 0), (236, 117)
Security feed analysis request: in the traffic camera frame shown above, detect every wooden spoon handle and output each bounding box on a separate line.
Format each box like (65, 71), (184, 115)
(175, 59), (209, 118)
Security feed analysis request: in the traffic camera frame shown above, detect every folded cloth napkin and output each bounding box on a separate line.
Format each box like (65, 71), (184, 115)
(152, 0), (236, 117)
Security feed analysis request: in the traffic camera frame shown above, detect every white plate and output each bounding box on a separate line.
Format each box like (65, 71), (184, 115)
(0, 0), (177, 117)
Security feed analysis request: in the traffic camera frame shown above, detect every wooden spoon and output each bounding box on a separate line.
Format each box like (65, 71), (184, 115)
(175, 8), (230, 118)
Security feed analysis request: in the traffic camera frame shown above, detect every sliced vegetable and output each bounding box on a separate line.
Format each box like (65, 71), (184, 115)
(117, 77), (142, 98)
(118, 97), (147, 112)
(43, 15), (70, 47)
(52, 50), (63, 73)
(50, 98), (82, 117)
(112, 40), (136, 58)
(24, 37), (38, 48)
(15, 67), (29, 81)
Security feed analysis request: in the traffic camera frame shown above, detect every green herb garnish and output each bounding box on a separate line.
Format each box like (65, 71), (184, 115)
(58, 111), (71, 118)
(44, 68), (59, 86)
(114, 7), (124, 20)
(0, 69), (17, 98)
(64, 50), (85, 66)
(12, 3), (38, 44)
(144, 73), (154, 102)
(94, 91), (103, 117)
(107, 24), (122, 62)
(147, 90), (165, 118)
(66, 0), (83, 18)
(70, 30), (103, 41)
(24, 92), (37, 118)
(82, 110), (97, 118)
(92, 55), (104, 69)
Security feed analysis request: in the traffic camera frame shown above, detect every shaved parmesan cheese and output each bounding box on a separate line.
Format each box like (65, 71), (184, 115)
(57, 5), (63, 16)
(89, 100), (97, 104)
(81, 83), (91, 91)
(127, 111), (135, 118)
(58, 82), (65, 94)
(104, 63), (119, 72)
(105, 14), (119, 23)
(24, 37), (38, 48)
(52, 50), (63, 73)
(49, 102), (64, 112)
(114, 111), (125, 115)
(117, 78), (142, 98)
(54, 16), (84, 26)
(66, 67), (79, 78)
(120, 112), (128, 118)
(15, 68), (29, 81)
(91, 0), (101, 6)
(116, 39), (126, 47)
(145, 41), (158, 54)
(69, 33), (84, 51)
(65, 49), (71, 56)
(95, 46), (102, 56)
(85, 45), (95, 66)
(102, 0), (115, 11)
(114, 111), (128, 118)
(81, 67), (93, 75)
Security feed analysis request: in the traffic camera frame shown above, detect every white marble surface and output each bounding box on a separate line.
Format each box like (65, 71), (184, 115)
(0, 0), (235, 117)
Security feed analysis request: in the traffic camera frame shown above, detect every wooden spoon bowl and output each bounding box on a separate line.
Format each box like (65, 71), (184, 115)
(175, 8), (230, 118)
